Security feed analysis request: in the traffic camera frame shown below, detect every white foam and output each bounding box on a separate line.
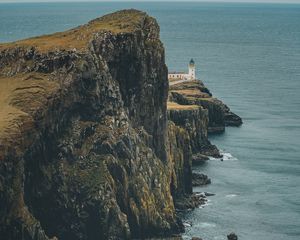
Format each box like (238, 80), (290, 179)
(198, 222), (217, 228)
(225, 194), (238, 198)
(183, 221), (192, 228)
(209, 150), (238, 161)
(213, 236), (225, 240)
(198, 201), (211, 208)
(195, 192), (206, 197)
(221, 151), (238, 161)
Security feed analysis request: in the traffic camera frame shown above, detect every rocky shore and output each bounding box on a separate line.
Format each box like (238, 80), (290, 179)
(0, 9), (241, 240)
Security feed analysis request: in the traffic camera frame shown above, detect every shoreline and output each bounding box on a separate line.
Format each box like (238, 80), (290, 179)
(168, 78), (242, 239)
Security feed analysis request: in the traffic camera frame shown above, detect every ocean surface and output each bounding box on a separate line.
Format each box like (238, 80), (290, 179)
(1, 2), (300, 240)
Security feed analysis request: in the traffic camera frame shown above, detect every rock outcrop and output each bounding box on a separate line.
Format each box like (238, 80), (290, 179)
(0, 9), (242, 240)
(192, 173), (211, 187)
(227, 232), (238, 240)
(169, 80), (242, 134)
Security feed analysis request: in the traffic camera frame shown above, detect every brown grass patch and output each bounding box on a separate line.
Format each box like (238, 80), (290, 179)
(0, 73), (59, 141)
(167, 101), (199, 111)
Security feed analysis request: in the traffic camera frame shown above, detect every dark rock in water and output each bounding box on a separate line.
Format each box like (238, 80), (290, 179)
(175, 194), (207, 210)
(200, 144), (222, 158)
(204, 192), (215, 196)
(192, 173), (211, 186)
(227, 232), (238, 240)
(192, 153), (209, 165)
(225, 111), (243, 126)
(191, 237), (203, 240)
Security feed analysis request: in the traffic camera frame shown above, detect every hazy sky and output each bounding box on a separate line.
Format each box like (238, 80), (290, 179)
(1, 0), (300, 3)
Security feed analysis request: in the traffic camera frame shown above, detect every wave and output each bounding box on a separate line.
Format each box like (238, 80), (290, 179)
(198, 200), (211, 209)
(225, 194), (238, 198)
(198, 222), (217, 228)
(209, 151), (238, 161)
(183, 221), (192, 228)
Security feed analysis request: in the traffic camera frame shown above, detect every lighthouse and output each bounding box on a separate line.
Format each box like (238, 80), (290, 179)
(168, 59), (197, 81)
(188, 58), (196, 80)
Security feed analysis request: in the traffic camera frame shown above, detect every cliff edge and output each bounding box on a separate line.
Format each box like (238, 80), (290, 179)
(0, 10), (179, 240)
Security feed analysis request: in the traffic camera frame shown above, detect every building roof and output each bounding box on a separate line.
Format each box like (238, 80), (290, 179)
(168, 71), (186, 74)
(189, 58), (195, 65)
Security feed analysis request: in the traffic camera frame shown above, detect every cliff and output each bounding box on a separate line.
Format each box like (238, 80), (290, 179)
(166, 79), (242, 211)
(0, 9), (242, 240)
(0, 10), (181, 240)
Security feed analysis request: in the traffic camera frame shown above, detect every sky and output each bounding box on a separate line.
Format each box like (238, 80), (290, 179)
(0, 0), (300, 3)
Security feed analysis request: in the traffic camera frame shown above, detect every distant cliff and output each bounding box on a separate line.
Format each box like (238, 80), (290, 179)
(0, 9), (242, 240)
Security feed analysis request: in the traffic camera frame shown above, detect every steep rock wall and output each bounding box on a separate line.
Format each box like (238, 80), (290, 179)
(0, 10), (180, 240)
(168, 105), (209, 154)
(168, 121), (193, 198)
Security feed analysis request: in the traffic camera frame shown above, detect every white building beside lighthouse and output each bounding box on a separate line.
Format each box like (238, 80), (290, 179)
(168, 59), (196, 81)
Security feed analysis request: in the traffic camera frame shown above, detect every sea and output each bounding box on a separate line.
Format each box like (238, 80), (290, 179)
(0, 2), (299, 240)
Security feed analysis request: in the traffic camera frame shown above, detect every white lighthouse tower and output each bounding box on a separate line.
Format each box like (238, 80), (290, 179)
(188, 59), (196, 80)
(168, 59), (197, 81)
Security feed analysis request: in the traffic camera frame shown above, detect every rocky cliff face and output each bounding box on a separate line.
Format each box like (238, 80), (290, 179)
(0, 9), (242, 240)
(0, 10), (180, 240)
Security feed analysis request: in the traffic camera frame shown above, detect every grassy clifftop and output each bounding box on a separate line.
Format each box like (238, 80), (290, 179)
(0, 9), (154, 146)
(167, 101), (200, 111)
(0, 9), (150, 53)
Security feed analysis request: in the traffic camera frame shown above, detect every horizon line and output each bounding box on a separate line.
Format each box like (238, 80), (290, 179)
(1, 0), (300, 4)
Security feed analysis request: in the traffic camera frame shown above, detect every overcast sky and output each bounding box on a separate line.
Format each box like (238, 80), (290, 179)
(1, 0), (300, 3)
